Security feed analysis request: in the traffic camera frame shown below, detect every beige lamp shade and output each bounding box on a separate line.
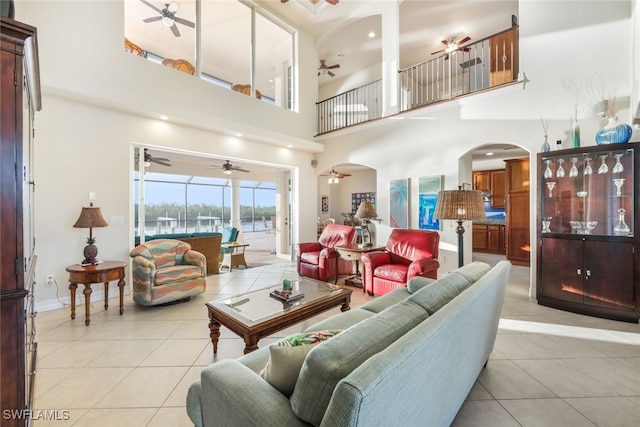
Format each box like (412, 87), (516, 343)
(73, 203), (108, 229)
(355, 201), (378, 220)
(434, 189), (486, 221)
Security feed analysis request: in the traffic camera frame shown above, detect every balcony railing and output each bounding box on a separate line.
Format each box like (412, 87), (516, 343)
(316, 79), (383, 134)
(316, 27), (518, 135)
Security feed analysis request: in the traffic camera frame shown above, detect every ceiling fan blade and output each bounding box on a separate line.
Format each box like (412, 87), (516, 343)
(445, 54), (450, 60)
(328, 71), (335, 77)
(153, 157), (170, 162)
(174, 16), (195, 28)
(151, 159), (171, 167)
(139, 0), (162, 14)
(233, 167), (250, 173)
(281, 0), (290, 3)
(327, 64), (340, 69)
(431, 49), (445, 55)
(461, 47), (471, 52)
(458, 36), (471, 44)
(319, 59), (326, 67)
(318, 72), (321, 76)
(440, 40), (449, 46)
(170, 23), (180, 37)
(143, 16), (163, 23)
(325, 0), (339, 5)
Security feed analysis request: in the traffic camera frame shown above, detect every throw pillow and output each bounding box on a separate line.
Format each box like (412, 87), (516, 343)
(260, 329), (342, 396)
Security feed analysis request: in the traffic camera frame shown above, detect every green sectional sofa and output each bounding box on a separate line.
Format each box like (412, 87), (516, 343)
(134, 233), (222, 274)
(186, 261), (512, 427)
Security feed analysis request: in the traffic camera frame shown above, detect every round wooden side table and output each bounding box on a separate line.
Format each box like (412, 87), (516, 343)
(65, 260), (127, 326)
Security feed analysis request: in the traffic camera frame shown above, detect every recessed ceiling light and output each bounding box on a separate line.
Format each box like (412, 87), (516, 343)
(486, 152), (494, 156)
(160, 115), (169, 120)
(236, 133), (243, 137)
(337, 53), (344, 58)
(287, 144), (293, 148)
(368, 32), (375, 38)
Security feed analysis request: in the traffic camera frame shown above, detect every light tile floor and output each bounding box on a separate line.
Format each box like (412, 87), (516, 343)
(33, 255), (639, 426)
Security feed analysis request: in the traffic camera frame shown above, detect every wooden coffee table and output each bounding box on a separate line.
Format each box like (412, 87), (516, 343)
(206, 278), (352, 354)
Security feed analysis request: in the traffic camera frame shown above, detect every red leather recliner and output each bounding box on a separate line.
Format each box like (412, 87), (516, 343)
(361, 229), (440, 296)
(296, 224), (356, 283)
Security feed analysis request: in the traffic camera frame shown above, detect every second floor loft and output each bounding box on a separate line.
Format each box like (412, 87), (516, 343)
(317, 27), (519, 135)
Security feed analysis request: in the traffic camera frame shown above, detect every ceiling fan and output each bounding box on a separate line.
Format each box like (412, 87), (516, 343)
(280, 0), (339, 5)
(318, 59), (340, 77)
(140, 0), (195, 37)
(431, 36), (472, 59)
(135, 149), (171, 167)
(210, 160), (250, 175)
(323, 167), (351, 183)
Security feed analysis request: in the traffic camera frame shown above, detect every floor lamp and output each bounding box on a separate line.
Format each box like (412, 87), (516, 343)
(434, 186), (486, 267)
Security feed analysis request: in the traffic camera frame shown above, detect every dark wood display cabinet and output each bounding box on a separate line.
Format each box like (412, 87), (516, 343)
(1, 17), (41, 426)
(537, 145), (639, 322)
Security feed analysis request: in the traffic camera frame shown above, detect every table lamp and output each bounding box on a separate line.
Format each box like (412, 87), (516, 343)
(434, 186), (485, 267)
(73, 202), (108, 265)
(355, 201), (378, 247)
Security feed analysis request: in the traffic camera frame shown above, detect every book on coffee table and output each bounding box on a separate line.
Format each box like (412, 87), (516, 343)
(269, 289), (305, 302)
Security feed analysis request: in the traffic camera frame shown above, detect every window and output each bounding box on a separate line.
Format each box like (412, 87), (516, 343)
(124, 0), (295, 111)
(134, 171), (276, 236)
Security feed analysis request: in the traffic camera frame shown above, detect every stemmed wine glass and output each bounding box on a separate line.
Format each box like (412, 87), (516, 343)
(597, 155), (609, 174)
(543, 159), (553, 179)
(569, 157), (579, 178)
(612, 154), (624, 173)
(583, 157), (593, 175)
(556, 159), (565, 178)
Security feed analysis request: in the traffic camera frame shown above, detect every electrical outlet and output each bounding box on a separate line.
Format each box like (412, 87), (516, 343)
(46, 275), (55, 286)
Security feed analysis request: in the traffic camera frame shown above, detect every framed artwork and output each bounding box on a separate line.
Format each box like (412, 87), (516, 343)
(418, 176), (442, 230)
(351, 192), (375, 214)
(389, 179), (409, 228)
(321, 195), (329, 213)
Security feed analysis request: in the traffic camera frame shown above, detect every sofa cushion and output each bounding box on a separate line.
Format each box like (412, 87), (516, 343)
(407, 276), (437, 293)
(359, 288), (409, 313)
(290, 300), (428, 426)
(304, 308), (374, 332)
(154, 265), (202, 285)
(374, 264), (408, 283)
(260, 330), (342, 397)
(406, 262), (491, 315)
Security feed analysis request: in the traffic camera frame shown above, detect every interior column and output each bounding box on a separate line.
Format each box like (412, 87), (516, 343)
(230, 178), (241, 231)
(381, 1), (400, 116)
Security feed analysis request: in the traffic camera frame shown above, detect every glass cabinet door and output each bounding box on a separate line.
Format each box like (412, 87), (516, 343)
(540, 147), (634, 237)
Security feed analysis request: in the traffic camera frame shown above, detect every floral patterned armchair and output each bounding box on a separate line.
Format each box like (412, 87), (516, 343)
(130, 239), (206, 306)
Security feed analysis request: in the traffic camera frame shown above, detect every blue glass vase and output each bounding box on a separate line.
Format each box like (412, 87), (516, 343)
(595, 117), (632, 145)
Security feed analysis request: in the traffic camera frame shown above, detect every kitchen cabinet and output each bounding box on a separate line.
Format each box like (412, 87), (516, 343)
(473, 169), (506, 208)
(505, 158), (530, 265)
(472, 223), (505, 254)
(536, 145), (638, 322)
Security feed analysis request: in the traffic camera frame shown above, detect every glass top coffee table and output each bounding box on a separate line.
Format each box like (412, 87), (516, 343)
(206, 278), (352, 354)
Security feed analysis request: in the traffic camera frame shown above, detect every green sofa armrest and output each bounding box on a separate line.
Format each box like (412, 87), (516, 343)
(194, 359), (308, 427)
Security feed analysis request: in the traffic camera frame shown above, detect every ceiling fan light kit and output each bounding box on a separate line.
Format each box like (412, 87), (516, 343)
(140, 0), (195, 37)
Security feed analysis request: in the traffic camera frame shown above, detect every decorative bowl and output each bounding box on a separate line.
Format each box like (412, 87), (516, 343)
(569, 221), (598, 235)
